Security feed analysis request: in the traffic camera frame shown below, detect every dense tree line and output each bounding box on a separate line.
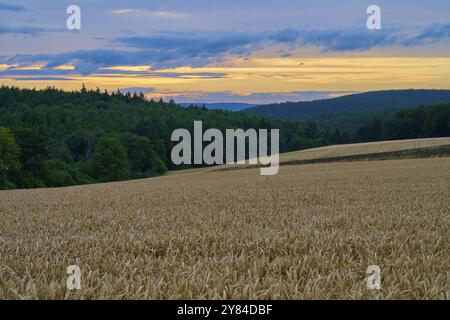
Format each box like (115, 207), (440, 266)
(0, 86), (449, 190)
(314, 103), (450, 145)
(0, 86), (324, 189)
(352, 104), (450, 142)
(244, 89), (450, 120)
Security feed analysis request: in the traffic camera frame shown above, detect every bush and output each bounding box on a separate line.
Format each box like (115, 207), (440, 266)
(39, 160), (76, 187)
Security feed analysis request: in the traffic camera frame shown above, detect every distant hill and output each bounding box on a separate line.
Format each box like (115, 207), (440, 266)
(243, 90), (450, 120)
(180, 102), (255, 111)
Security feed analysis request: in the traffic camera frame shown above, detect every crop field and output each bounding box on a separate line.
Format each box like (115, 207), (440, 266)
(0, 143), (449, 299)
(211, 137), (450, 173)
(279, 137), (450, 163)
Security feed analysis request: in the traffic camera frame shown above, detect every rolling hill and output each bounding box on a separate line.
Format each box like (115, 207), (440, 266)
(244, 89), (450, 120)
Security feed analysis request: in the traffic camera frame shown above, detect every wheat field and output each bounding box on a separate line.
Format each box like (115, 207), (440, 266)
(0, 146), (449, 299)
(279, 137), (450, 163)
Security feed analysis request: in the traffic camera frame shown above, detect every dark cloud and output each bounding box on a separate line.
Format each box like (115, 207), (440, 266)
(0, 68), (74, 76)
(297, 28), (396, 51)
(266, 28), (299, 43)
(2, 49), (159, 75)
(2, 23), (450, 75)
(115, 31), (260, 51)
(0, 65), (226, 80)
(403, 22), (450, 46)
(113, 31), (262, 68)
(10, 76), (74, 81)
(297, 23), (450, 51)
(0, 2), (27, 12)
(0, 25), (57, 36)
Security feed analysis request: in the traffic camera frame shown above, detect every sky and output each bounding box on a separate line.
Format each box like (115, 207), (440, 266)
(1, 0), (450, 104)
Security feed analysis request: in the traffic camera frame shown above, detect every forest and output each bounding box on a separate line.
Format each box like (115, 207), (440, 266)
(0, 85), (449, 189)
(244, 89), (450, 120)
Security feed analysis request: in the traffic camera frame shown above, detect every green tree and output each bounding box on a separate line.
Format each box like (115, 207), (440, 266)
(289, 134), (310, 150)
(10, 128), (48, 188)
(92, 137), (130, 182)
(39, 159), (76, 187)
(13, 128), (48, 172)
(116, 133), (167, 178)
(0, 126), (21, 189)
(305, 122), (318, 139)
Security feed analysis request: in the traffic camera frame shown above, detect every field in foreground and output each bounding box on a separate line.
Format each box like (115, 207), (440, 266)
(0, 155), (449, 299)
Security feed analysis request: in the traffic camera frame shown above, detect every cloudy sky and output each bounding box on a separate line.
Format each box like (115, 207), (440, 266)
(1, 0), (450, 103)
